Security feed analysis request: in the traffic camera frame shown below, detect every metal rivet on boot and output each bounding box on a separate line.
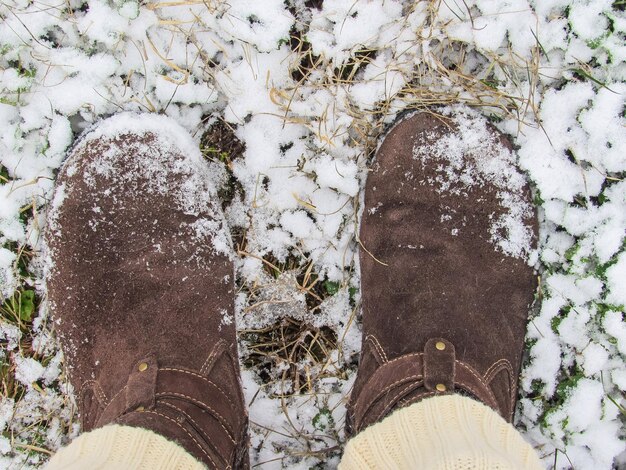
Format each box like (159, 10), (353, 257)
(436, 383), (446, 392)
(435, 341), (446, 351)
(138, 362), (149, 372)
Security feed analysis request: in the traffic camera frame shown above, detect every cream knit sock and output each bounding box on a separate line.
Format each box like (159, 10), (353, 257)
(46, 396), (541, 469)
(340, 395), (542, 470)
(44, 424), (205, 470)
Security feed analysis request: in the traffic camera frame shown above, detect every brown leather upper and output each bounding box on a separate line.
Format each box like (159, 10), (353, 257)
(347, 111), (537, 435)
(45, 116), (249, 468)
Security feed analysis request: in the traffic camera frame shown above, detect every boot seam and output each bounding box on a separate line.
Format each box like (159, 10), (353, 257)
(160, 367), (237, 410)
(365, 334), (388, 362)
(103, 384), (128, 410)
(160, 401), (232, 462)
(355, 374), (423, 429)
(358, 373), (424, 412)
(455, 361), (498, 406)
(377, 382), (422, 423)
(81, 380), (108, 404)
(155, 392), (234, 439)
(134, 409), (218, 469)
(200, 340), (228, 374)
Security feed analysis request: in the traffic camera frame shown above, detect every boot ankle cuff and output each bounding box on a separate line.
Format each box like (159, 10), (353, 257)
(45, 424), (204, 470)
(340, 394), (543, 470)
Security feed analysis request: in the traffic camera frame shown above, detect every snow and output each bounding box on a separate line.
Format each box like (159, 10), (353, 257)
(1, 0), (625, 468)
(13, 356), (45, 387)
(547, 274), (604, 307)
(216, 1), (294, 53)
(308, 0), (404, 63)
(605, 252), (626, 307)
(0, 398), (14, 434)
(568, 0), (613, 42)
(280, 210), (318, 239)
(581, 343), (609, 377)
(0, 248), (17, 299)
(603, 311), (626, 356)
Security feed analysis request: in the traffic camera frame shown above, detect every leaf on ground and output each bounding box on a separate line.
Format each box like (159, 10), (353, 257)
(19, 290), (35, 322)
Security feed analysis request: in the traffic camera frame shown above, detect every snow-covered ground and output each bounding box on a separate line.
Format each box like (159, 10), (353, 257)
(1, 0), (625, 468)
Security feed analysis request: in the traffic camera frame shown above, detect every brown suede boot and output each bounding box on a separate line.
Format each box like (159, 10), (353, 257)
(346, 109), (537, 436)
(45, 114), (249, 469)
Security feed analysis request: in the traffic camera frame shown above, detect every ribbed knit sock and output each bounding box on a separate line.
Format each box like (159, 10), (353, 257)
(44, 424), (205, 470)
(340, 395), (543, 469)
(46, 396), (541, 469)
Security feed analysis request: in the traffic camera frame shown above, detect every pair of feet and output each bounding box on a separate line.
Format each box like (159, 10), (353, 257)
(45, 110), (536, 469)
